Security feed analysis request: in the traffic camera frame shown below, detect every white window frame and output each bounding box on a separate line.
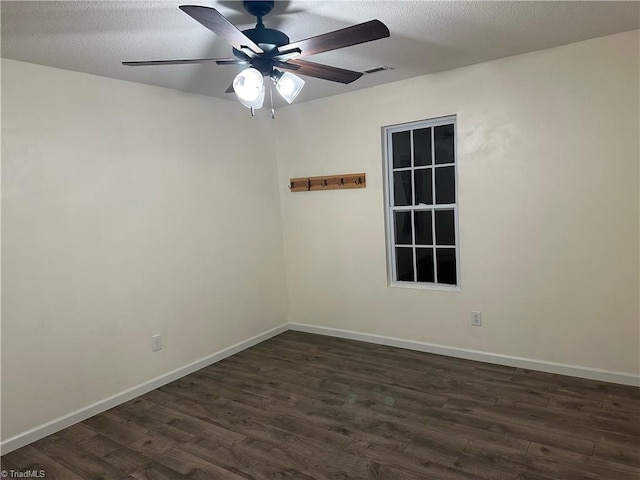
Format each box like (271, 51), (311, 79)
(383, 115), (461, 291)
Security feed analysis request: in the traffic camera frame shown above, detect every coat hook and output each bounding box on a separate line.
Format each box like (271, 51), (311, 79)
(321, 179), (328, 187)
(288, 181), (294, 190)
(355, 176), (362, 185)
(306, 178), (311, 191)
(338, 178), (344, 186)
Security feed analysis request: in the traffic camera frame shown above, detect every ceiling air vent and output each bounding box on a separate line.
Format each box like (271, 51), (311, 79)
(362, 65), (393, 75)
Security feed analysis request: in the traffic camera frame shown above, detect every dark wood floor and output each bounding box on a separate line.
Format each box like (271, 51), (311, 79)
(2, 331), (639, 479)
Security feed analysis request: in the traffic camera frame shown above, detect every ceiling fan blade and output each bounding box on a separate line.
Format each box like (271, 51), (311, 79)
(179, 5), (263, 55)
(284, 59), (363, 84)
(276, 19), (389, 58)
(123, 57), (237, 66)
(215, 59), (249, 65)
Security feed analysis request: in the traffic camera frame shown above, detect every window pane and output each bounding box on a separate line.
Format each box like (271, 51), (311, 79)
(436, 248), (457, 285)
(386, 119), (457, 288)
(393, 171), (412, 206)
(415, 169), (432, 205)
(434, 124), (454, 164)
(416, 248), (435, 283)
(392, 131), (411, 168)
(435, 166), (455, 204)
(396, 248), (414, 281)
(394, 211), (412, 245)
(435, 210), (455, 245)
(415, 210), (433, 245)
(413, 128), (432, 166)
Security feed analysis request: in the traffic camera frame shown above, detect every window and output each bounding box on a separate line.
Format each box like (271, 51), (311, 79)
(383, 116), (459, 289)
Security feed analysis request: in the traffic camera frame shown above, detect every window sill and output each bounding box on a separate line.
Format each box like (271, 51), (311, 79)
(389, 281), (461, 292)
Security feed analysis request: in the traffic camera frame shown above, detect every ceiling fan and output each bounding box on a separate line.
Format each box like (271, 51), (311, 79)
(123, 1), (390, 115)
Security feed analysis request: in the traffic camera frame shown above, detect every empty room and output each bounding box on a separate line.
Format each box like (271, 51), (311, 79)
(1, 1), (639, 479)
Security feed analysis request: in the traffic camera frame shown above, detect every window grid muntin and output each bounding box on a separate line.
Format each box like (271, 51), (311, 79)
(384, 115), (459, 288)
(430, 126), (438, 282)
(410, 129), (417, 281)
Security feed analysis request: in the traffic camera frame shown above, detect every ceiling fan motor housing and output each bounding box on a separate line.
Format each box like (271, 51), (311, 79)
(232, 0), (291, 73)
(238, 27), (290, 54)
(232, 25), (291, 75)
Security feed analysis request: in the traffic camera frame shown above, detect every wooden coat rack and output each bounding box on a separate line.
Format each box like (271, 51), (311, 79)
(289, 173), (366, 192)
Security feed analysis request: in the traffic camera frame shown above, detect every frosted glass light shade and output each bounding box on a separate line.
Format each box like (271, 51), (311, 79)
(274, 71), (305, 104)
(233, 68), (265, 109)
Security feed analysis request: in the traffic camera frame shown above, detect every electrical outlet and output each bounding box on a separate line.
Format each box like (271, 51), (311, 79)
(471, 311), (482, 327)
(152, 334), (163, 352)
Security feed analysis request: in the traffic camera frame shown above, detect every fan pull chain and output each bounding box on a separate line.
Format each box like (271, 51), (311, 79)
(269, 77), (275, 120)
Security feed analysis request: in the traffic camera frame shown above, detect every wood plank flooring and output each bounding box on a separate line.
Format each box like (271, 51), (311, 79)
(2, 331), (639, 479)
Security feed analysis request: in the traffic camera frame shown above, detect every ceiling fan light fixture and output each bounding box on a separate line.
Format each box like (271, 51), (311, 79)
(233, 67), (265, 109)
(273, 70), (305, 104)
(124, 6), (391, 114)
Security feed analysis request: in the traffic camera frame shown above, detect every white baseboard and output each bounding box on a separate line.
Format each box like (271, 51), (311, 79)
(0, 323), (288, 456)
(288, 323), (640, 387)
(3, 321), (638, 455)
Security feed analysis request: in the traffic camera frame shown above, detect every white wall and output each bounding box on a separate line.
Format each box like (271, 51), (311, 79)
(275, 30), (640, 375)
(1, 59), (288, 440)
(2, 29), (638, 447)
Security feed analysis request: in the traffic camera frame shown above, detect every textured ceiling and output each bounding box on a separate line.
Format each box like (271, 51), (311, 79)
(2, 1), (638, 106)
